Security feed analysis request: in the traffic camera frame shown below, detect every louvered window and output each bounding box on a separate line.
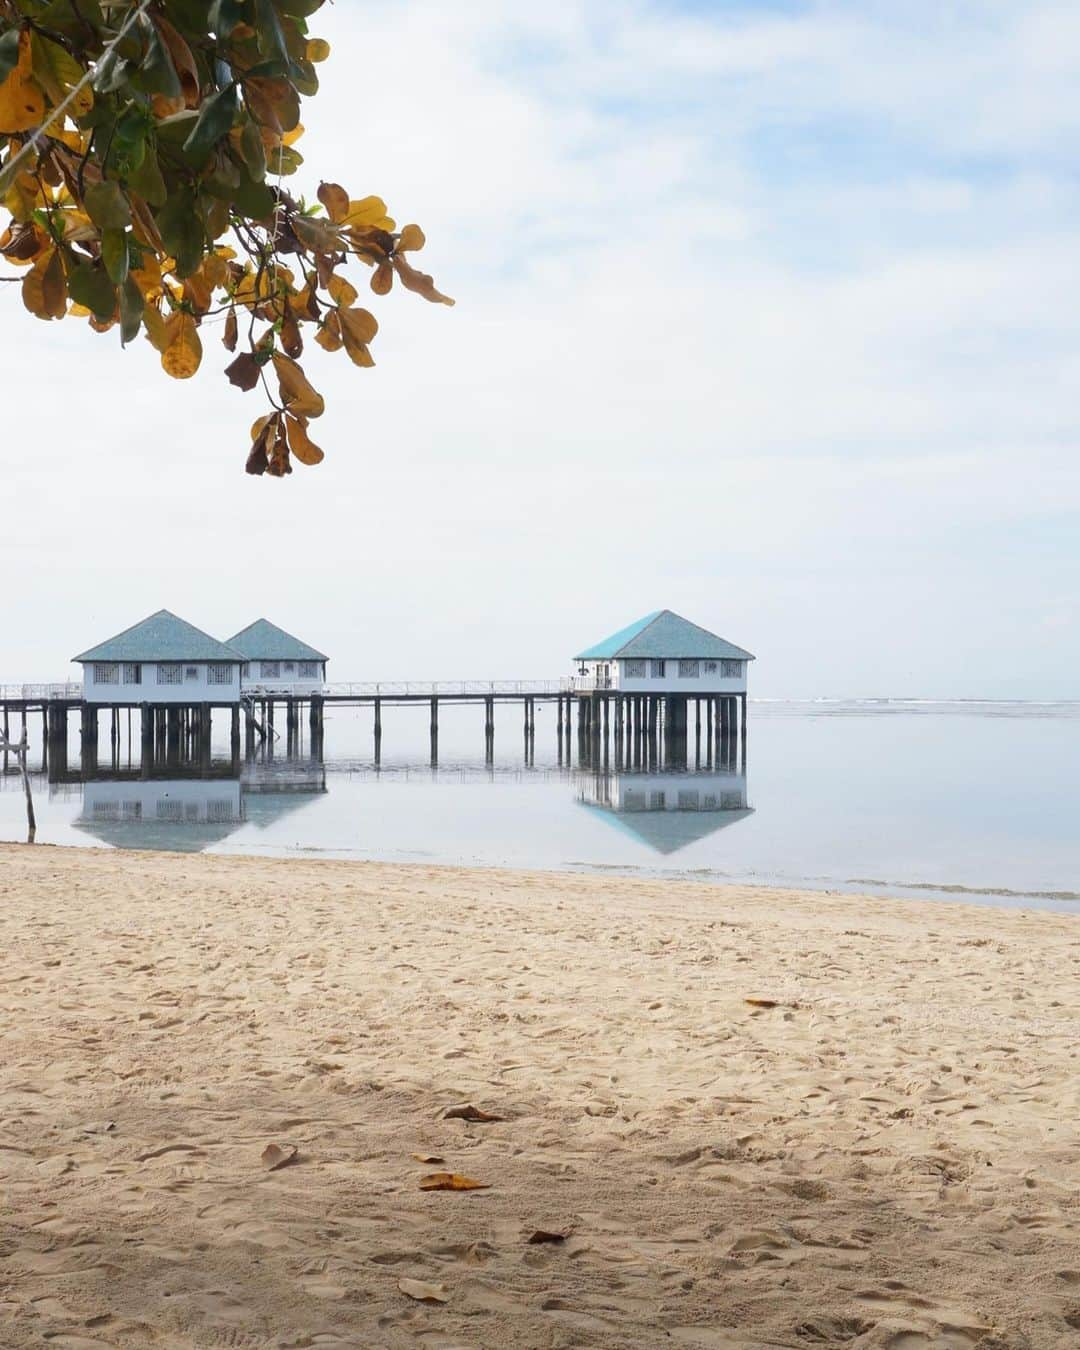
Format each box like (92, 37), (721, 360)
(123, 663), (141, 684)
(721, 659), (743, 678)
(207, 663), (233, 685)
(650, 660), (666, 678)
(624, 659), (646, 678)
(261, 661), (280, 679)
(678, 659), (700, 678)
(158, 663), (182, 684)
(93, 663), (119, 684)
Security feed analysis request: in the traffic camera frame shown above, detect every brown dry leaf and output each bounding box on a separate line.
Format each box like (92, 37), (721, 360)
(284, 414), (323, 467)
(271, 351), (324, 417)
(411, 1153), (446, 1165)
(260, 1142), (297, 1171)
(744, 998), (779, 1009)
(397, 223), (426, 253)
(398, 1278), (450, 1304)
(393, 255), (454, 306)
(371, 260), (394, 296)
(226, 351), (262, 391)
(317, 181), (350, 224)
(443, 1104), (505, 1123)
(315, 310), (343, 353)
(223, 309), (238, 352)
(527, 1229), (571, 1245)
(419, 1172), (490, 1192)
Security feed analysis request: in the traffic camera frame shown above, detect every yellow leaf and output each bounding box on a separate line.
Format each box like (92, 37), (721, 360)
(397, 223), (426, 253)
(327, 273), (357, 308)
(339, 306), (378, 344)
(142, 303), (169, 353)
(282, 123), (304, 147)
(3, 169), (43, 222)
(315, 310), (343, 353)
(371, 261), (394, 296)
(418, 1172), (491, 1192)
(271, 352), (324, 418)
(161, 313), (203, 379)
(306, 38), (331, 62)
(0, 31), (44, 134)
(317, 181), (349, 225)
(284, 415), (324, 466)
(21, 249), (65, 321)
(342, 196), (396, 231)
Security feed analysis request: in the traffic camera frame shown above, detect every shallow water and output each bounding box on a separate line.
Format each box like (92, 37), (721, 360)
(2, 700), (1078, 912)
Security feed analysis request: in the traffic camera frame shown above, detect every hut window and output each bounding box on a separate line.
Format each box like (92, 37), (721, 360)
(283, 661), (295, 673)
(184, 666), (198, 681)
(242, 663), (250, 678)
(158, 663), (182, 684)
(299, 661), (319, 678)
(650, 660), (666, 678)
(721, 659), (743, 678)
(93, 663), (119, 684)
(704, 661), (718, 674)
(678, 659), (700, 678)
(624, 659), (646, 678)
(261, 661), (280, 679)
(122, 663), (141, 685)
(207, 663), (233, 685)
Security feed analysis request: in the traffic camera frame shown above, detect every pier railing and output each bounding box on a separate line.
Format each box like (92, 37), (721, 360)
(0, 683), (81, 702)
(319, 679), (567, 698)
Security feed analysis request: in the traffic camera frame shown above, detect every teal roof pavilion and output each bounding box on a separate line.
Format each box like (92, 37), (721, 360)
(74, 610), (242, 664)
(575, 610), (754, 662)
(227, 618), (328, 663)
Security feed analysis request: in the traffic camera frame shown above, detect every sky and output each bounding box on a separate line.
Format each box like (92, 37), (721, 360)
(2, 0), (1079, 697)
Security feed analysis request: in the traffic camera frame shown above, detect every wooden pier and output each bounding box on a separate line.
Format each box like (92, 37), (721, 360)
(0, 681), (748, 779)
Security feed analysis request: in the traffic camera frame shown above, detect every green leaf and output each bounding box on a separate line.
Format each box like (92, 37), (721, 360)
(155, 186), (205, 277)
(128, 18), (182, 100)
(67, 261), (117, 321)
(182, 81), (238, 167)
(101, 228), (130, 285)
(0, 29), (21, 84)
(239, 118), (266, 182)
(84, 180), (131, 230)
(119, 274), (145, 345)
(254, 0), (290, 61)
(125, 143), (167, 206)
(209, 0), (250, 39)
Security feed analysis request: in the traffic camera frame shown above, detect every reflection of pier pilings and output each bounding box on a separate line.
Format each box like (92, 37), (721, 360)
(572, 692), (747, 773)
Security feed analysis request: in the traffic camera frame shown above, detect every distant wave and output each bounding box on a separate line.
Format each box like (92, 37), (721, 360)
(844, 877), (1080, 903)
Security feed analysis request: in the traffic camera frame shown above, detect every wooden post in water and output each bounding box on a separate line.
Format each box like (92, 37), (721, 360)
(430, 696), (439, 766)
(231, 704), (241, 766)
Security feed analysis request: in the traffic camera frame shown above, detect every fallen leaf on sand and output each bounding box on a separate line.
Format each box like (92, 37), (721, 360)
(443, 1103), (504, 1122)
(744, 998), (779, 1008)
(399, 1278), (450, 1303)
(419, 1171), (491, 1191)
(412, 1152), (446, 1164)
(261, 1143), (298, 1171)
(527, 1228), (571, 1244)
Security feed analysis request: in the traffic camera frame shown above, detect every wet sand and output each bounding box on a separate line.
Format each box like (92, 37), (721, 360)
(1, 844), (1078, 1348)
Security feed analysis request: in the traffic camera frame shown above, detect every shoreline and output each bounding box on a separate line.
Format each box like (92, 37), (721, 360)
(2, 845), (1077, 1347)
(4, 835), (1079, 915)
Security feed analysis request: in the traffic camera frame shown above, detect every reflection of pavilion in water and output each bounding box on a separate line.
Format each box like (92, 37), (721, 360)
(68, 758), (327, 852)
(575, 766), (753, 855)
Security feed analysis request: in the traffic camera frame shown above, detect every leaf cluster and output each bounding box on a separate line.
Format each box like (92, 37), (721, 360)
(0, 0), (452, 475)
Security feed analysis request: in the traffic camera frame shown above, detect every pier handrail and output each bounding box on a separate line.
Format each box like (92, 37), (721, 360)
(315, 679), (569, 698)
(0, 682), (81, 702)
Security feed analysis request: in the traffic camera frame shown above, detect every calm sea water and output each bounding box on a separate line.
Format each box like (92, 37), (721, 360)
(2, 700), (1078, 912)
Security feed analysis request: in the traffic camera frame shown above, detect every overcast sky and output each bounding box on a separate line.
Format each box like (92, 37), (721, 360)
(3, 0), (1078, 697)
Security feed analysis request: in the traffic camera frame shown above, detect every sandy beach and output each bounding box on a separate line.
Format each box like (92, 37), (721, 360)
(0, 845), (1077, 1349)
